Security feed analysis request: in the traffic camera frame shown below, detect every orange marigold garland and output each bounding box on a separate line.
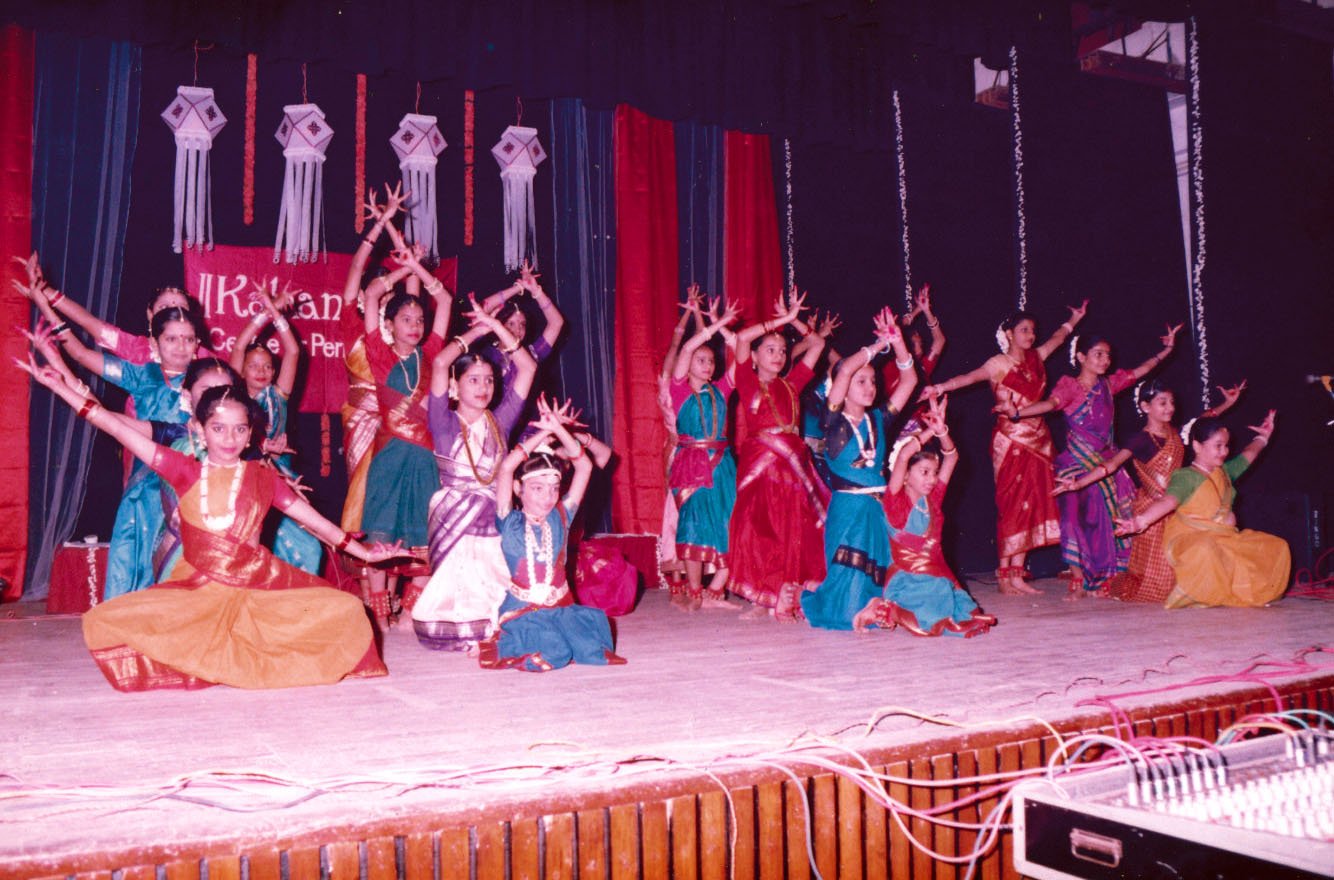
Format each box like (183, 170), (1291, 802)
(243, 53), (257, 226)
(463, 89), (475, 246)
(354, 73), (367, 234)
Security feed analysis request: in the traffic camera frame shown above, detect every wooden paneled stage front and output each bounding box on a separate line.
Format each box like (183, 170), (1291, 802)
(4, 580), (1332, 880)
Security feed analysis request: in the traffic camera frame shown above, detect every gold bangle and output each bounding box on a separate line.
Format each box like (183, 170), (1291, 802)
(452, 336), (470, 354)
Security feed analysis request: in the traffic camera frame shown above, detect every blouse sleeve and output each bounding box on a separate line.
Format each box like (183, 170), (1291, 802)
(1124, 430), (1158, 464)
(1165, 467), (1205, 506)
(1223, 453), (1251, 482)
(1048, 375), (1080, 411)
(428, 391), (460, 444)
(150, 446), (201, 496)
(1108, 369), (1137, 396)
(529, 335), (553, 364)
(270, 472), (299, 511)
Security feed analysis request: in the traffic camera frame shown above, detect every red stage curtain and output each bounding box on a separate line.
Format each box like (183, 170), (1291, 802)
(611, 105), (679, 535)
(0, 25), (33, 600)
(724, 132), (782, 322)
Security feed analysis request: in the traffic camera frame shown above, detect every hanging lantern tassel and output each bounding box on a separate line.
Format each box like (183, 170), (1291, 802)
(390, 113), (447, 260)
(161, 85), (227, 253)
(491, 125), (546, 271)
(273, 103), (334, 263)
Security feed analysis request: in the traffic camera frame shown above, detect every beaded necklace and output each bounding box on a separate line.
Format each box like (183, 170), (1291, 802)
(393, 347), (421, 393)
(843, 410), (877, 468)
(199, 460), (244, 531)
(523, 513), (556, 601)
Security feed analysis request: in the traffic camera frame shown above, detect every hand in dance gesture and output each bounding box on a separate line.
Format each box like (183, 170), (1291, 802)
(682, 283), (705, 315)
(382, 181), (409, 219)
(517, 259), (542, 296)
(1249, 409), (1277, 444)
(19, 318), (85, 390)
(901, 283), (932, 325)
(873, 306), (902, 349)
(991, 398), (1020, 419)
(262, 433), (296, 458)
(1160, 322), (1183, 350)
(920, 392), (949, 438)
(814, 310), (842, 339)
(773, 287), (807, 325)
(390, 241), (428, 269)
(1214, 380), (1247, 411)
(1067, 299), (1090, 325)
(706, 295), (740, 327)
(10, 254), (55, 305)
(1051, 474), (1079, 497)
(362, 539), (415, 565)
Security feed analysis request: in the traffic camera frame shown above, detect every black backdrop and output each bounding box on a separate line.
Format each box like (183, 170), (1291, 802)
(7, 1), (1331, 575)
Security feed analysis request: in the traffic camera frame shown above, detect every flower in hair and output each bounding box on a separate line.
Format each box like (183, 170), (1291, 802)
(994, 325), (1009, 354)
(1180, 417), (1198, 446)
(1133, 381), (1145, 417)
(378, 300), (393, 344)
(1068, 335), (1079, 368)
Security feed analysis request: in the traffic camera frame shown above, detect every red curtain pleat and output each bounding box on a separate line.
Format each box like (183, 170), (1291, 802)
(0, 24), (34, 600)
(611, 105), (679, 534)
(723, 132), (782, 322)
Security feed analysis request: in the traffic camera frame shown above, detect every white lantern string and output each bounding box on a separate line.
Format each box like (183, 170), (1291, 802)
(1186, 16), (1212, 409)
(390, 114), (448, 261)
(160, 86), (227, 253)
(492, 125), (547, 272)
(893, 89), (913, 312)
(273, 103), (333, 263)
(1009, 46), (1029, 311)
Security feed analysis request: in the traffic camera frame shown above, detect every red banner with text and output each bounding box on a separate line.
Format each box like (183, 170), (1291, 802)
(183, 245), (456, 414)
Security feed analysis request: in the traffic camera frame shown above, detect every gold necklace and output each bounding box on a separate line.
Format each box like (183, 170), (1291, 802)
(461, 411), (502, 486)
(393, 347), (421, 392)
(758, 375), (793, 428)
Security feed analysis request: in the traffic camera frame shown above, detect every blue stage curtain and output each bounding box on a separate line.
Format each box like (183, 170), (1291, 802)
(674, 121), (724, 298)
(548, 98), (616, 533)
(25, 34), (141, 598)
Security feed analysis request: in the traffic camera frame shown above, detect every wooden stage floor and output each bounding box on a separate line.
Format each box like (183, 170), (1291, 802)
(3, 579), (1332, 877)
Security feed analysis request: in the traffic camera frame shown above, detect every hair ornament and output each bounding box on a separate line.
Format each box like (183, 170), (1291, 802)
(1180, 416), (1198, 446)
(886, 434), (915, 473)
(994, 324), (1009, 354)
(1133, 381), (1145, 417)
(378, 299), (393, 344)
(1067, 335), (1080, 367)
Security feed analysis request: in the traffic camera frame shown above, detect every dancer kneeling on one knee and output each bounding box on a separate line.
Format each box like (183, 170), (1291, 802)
(478, 397), (627, 672)
(854, 395), (996, 638)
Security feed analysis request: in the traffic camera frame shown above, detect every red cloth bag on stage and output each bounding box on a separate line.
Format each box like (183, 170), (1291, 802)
(574, 544), (639, 617)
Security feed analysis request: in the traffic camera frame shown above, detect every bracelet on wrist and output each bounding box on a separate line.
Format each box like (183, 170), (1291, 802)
(925, 318), (939, 329)
(451, 336), (469, 354)
(76, 398), (99, 420)
(336, 532), (353, 553)
(895, 354), (914, 370)
(500, 340), (521, 355)
(50, 321), (71, 337)
(1061, 322), (1074, 333)
(942, 445), (958, 456)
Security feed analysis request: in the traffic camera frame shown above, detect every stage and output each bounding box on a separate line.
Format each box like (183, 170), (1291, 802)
(3, 579), (1332, 880)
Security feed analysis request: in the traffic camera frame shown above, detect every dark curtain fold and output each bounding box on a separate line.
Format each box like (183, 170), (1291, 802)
(0, 24), (34, 600)
(25, 33), (140, 598)
(674, 121), (724, 298)
(548, 98), (616, 533)
(610, 104), (678, 534)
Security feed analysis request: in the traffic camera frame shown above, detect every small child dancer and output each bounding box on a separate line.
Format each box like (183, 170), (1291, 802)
(479, 399), (627, 671)
(853, 396), (995, 637)
(668, 294), (741, 610)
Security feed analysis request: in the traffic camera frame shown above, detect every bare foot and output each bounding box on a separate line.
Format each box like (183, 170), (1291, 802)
(998, 577), (1041, 596)
(739, 605), (771, 621)
(773, 606), (801, 624)
(700, 593), (741, 610)
(670, 592), (695, 613)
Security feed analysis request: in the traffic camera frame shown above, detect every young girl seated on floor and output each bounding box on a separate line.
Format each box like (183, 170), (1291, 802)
(478, 398), (627, 672)
(853, 395), (996, 637)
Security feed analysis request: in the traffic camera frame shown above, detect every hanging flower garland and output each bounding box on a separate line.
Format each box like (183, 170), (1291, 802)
(243, 54), (257, 226)
(783, 137), (796, 293)
(893, 88), (913, 313)
(1187, 15), (1212, 409)
(354, 74), (367, 235)
(1009, 45), (1029, 311)
(463, 90), (476, 247)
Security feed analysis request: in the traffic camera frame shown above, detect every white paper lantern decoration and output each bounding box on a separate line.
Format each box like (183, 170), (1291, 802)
(161, 85), (227, 254)
(491, 125), (546, 271)
(273, 103), (334, 263)
(390, 113), (447, 260)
